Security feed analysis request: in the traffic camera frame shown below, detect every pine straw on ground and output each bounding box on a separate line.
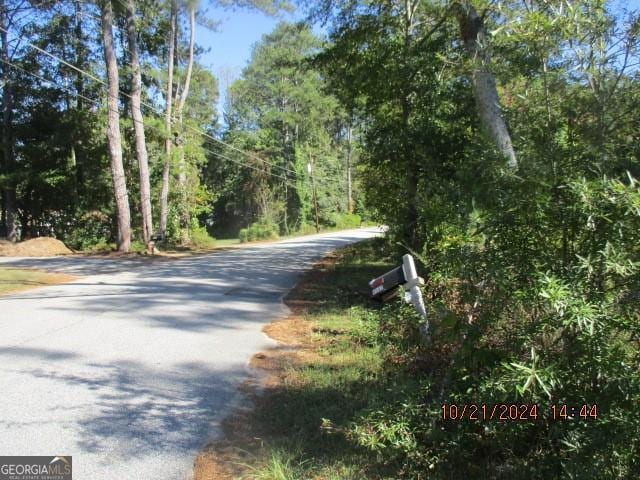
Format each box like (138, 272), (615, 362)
(0, 237), (73, 256)
(193, 254), (339, 480)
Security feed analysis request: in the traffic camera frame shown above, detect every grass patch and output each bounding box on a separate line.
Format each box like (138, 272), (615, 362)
(194, 237), (428, 479)
(214, 238), (241, 247)
(0, 268), (76, 295)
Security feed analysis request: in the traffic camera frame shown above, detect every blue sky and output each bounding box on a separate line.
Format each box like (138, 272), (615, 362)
(196, 6), (306, 73)
(197, 1), (640, 118)
(195, 4), (314, 118)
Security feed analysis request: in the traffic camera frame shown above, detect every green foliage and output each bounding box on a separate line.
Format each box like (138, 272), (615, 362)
(304, 0), (640, 478)
(129, 240), (148, 253)
(239, 221), (280, 243)
(65, 211), (113, 251)
(0, 1), (220, 248)
(5, 1), (640, 476)
(243, 448), (309, 480)
(295, 223), (318, 235)
(209, 22), (354, 237)
(330, 213), (361, 229)
(397, 173), (640, 480)
(189, 225), (216, 249)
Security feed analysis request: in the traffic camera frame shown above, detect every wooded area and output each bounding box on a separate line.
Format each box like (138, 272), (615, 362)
(0, 0), (358, 251)
(1, 0), (639, 477)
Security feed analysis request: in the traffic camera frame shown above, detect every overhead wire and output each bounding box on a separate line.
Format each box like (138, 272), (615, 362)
(70, 0), (340, 189)
(0, 10), (341, 189)
(0, 56), (299, 188)
(0, 18), (303, 180)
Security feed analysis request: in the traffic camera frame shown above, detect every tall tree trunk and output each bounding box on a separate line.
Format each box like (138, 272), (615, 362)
(69, 0), (85, 208)
(0, 1), (16, 242)
(401, 96), (419, 248)
(176, 6), (195, 119)
(125, 0), (153, 243)
(175, 4), (195, 244)
(159, 0), (177, 237)
(74, 0), (84, 110)
(454, 2), (517, 170)
(282, 115), (289, 233)
(346, 124), (353, 214)
(309, 153), (319, 233)
(100, 0), (131, 252)
(401, 0), (419, 248)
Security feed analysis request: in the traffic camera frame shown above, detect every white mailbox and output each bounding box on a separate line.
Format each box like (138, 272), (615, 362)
(368, 254), (429, 340)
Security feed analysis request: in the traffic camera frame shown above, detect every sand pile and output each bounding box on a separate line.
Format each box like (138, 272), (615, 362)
(0, 237), (73, 256)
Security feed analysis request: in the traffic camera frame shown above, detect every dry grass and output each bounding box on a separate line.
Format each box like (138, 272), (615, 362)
(0, 267), (76, 295)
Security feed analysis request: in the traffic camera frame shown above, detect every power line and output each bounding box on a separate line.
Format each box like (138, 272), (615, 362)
(39, 4), (339, 189)
(0, 20), (342, 191)
(0, 56), (300, 189)
(0, 57), (101, 109)
(0, 23), (303, 180)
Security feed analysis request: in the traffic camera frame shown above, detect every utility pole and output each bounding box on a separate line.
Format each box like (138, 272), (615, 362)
(307, 153), (320, 233)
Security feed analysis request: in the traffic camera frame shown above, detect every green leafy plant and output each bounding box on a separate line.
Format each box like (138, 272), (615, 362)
(239, 221), (279, 243)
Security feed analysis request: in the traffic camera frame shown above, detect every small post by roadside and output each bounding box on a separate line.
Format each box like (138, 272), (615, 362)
(401, 254), (429, 339)
(148, 233), (164, 255)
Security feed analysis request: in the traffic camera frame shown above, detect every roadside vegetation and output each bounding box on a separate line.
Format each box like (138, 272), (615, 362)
(0, 3), (366, 252)
(195, 238), (402, 479)
(1, 0), (638, 477)
(199, 228), (639, 479)
(0, 267), (75, 295)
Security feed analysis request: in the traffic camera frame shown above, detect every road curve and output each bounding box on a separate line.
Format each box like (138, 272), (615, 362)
(0, 227), (381, 479)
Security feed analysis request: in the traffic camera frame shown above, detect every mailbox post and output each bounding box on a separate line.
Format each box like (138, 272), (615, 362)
(402, 254), (429, 339)
(369, 254), (429, 341)
(148, 233), (164, 255)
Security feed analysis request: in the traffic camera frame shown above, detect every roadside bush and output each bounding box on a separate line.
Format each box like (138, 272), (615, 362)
(348, 174), (640, 479)
(189, 225), (216, 249)
(239, 221), (279, 243)
(65, 210), (112, 251)
(129, 240), (147, 253)
(331, 213), (361, 229)
(296, 222), (318, 235)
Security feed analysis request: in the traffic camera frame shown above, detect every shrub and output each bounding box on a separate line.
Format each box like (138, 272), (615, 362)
(353, 174), (640, 479)
(65, 210), (112, 251)
(189, 225), (216, 249)
(85, 240), (113, 253)
(331, 213), (362, 229)
(239, 221), (279, 243)
(296, 223), (318, 235)
(129, 240), (147, 253)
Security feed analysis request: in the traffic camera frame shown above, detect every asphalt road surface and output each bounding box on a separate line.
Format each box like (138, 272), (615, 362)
(0, 228), (381, 479)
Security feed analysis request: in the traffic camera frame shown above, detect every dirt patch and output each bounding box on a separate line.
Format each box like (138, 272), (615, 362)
(0, 237), (73, 257)
(192, 255), (338, 480)
(263, 316), (315, 346)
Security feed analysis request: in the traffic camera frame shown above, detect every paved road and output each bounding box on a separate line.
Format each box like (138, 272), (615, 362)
(0, 228), (381, 479)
